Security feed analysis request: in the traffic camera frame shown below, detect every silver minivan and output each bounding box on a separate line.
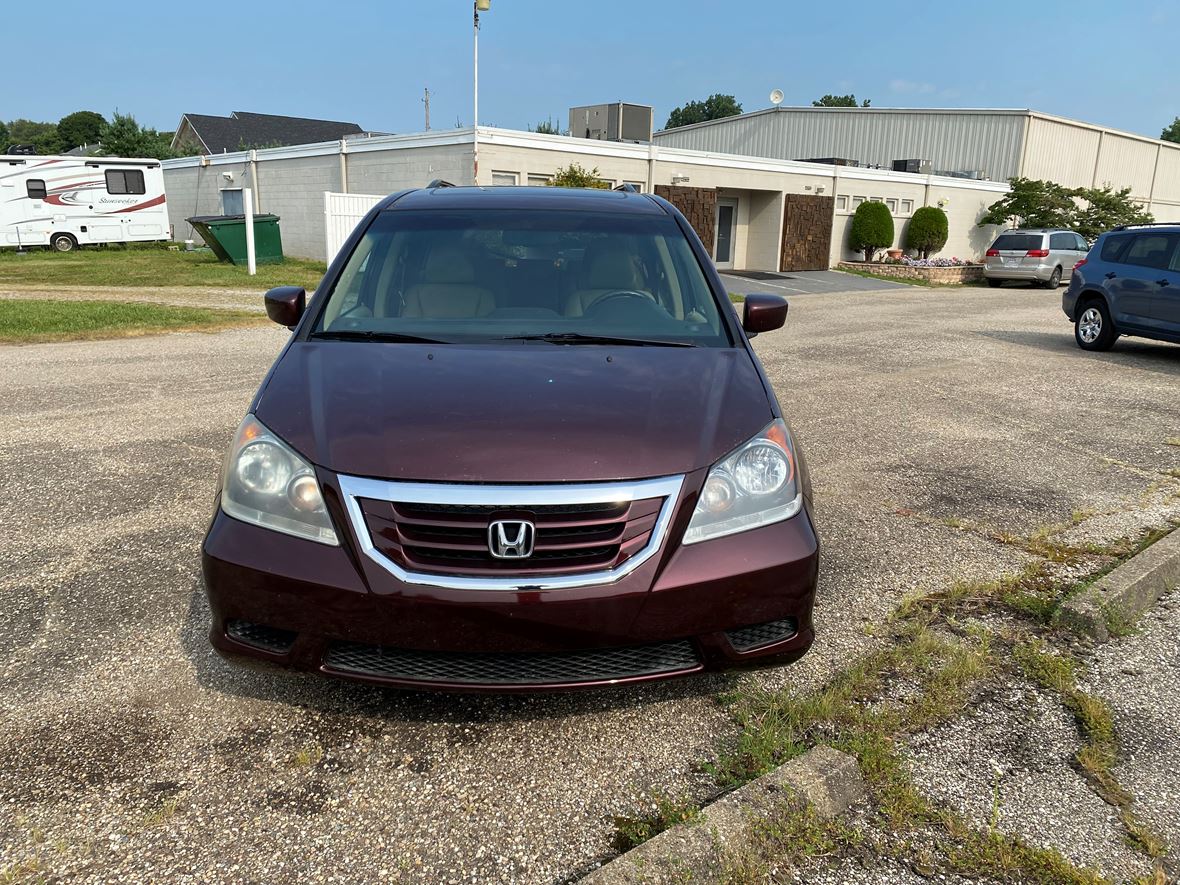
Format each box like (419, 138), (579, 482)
(984, 229), (1089, 288)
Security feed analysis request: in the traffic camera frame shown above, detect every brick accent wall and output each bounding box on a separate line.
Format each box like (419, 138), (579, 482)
(837, 261), (985, 284)
(655, 185), (716, 251)
(780, 194), (834, 271)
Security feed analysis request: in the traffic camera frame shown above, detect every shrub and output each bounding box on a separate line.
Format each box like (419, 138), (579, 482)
(549, 163), (609, 189)
(848, 201), (894, 262)
(905, 206), (949, 259)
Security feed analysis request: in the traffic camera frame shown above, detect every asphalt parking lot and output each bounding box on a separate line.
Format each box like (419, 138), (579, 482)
(2, 285), (1178, 883)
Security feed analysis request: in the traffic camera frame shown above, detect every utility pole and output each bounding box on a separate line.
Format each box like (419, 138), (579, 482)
(423, 88), (431, 131)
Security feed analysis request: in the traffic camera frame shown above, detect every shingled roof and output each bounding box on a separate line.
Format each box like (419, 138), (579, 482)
(171, 111), (366, 155)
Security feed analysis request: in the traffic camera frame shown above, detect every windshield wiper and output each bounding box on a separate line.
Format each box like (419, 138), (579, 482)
(500, 332), (697, 347)
(310, 329), (450, 344)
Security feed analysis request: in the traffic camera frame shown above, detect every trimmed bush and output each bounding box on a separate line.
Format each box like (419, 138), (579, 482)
(904, 206), (949, 259)
(549, 163), (610, 189)
(848, 201), (894, 262)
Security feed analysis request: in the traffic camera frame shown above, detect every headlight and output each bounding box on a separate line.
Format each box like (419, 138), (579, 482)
(683, 420), (802, 544)
(219, 415), (338, 545)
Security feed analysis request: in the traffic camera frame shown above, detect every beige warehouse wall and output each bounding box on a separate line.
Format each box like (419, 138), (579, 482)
(479, 142), (647, 186)
(1150, 142), (1180, 205)
(1093, 135), (1157, 197)
(1022, 117), (1102, 188)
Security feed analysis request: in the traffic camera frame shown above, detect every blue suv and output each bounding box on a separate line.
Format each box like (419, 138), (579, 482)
(1063, 223), (1180, 350)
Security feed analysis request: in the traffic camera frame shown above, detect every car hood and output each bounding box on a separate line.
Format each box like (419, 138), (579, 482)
(255, 342), (774, 483)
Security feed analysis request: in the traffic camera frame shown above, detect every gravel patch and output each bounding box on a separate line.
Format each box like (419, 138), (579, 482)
(906, 680), (1150, 882)
(1083, 587), (1180, 850)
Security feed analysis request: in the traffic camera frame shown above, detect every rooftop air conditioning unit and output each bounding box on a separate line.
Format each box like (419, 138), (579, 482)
(892, 159), (932, 174)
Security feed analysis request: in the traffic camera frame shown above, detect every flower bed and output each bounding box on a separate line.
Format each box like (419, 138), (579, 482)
(838, 260), (984, 285)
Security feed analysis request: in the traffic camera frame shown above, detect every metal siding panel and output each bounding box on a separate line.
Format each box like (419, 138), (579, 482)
(1094, 135), (1156, 197)
(1022, 117), (1100, 188)
(1151, 144), (1180, 204)
(655, 110), (1024, 181)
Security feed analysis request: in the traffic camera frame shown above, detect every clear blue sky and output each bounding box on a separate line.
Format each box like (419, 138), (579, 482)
(4, 0), (1176, 140)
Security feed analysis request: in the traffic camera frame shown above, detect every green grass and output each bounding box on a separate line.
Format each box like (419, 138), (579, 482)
(613, 794), (701, 852)
(0, 298), (265, 344)
(0, 243), (325, 290)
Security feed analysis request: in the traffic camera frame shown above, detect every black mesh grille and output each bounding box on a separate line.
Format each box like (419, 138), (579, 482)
(725, 618), (798, 652)
(323, 640), (701, 685)
(227, 620), (297, 653)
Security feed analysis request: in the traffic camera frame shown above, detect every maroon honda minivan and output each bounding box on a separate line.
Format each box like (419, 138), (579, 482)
(202, 184), (818, 691)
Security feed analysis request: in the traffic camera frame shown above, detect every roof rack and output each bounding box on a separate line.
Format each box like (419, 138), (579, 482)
(1112, 221), (1180, 231)
(425, 178), (457, 189)
(613, 183), (640, 193)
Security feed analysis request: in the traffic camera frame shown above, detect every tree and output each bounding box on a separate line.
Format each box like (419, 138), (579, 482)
(849, 201), (894, 261)
(904, 206), (949, 258)
(977, 177), (1153, 239)
(57, 111), (106, 152)
(548, 163), (609, 189)
(1071, 185), (1153, 241)
(100, 112), (177, 159)
(0, 120), (9, 151)
(813, 94), (871, 108)
(977, 177), (1076, 230)
(664, 94), (742, 130)
(1162, 117), (1180, 144)
(529, 117), (562, 135)
(7, 119), (61, 155)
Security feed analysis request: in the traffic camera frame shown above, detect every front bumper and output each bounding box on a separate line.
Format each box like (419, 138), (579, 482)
(202, 472), (819, 692)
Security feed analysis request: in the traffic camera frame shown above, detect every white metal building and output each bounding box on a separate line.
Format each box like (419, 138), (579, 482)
(653, 107), (1180, 219)
(162, 127), (1010, 270)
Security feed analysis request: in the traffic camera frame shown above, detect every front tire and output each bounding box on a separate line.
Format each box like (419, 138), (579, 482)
(1042, 266), (1062, 289)
(1075, 300), (1116, 351)
(51, 233), (77, 253)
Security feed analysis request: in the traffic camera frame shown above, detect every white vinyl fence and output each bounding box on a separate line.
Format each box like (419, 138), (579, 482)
(323, 192), (384, 265)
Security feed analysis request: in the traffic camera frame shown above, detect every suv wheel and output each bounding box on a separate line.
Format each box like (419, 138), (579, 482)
(1075, 300), (1116, 351)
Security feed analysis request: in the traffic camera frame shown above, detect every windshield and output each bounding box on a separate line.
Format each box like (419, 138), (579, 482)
(312, 209), (731, 347)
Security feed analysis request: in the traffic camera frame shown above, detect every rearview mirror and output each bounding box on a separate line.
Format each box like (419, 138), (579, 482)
(741, 293), (788, 335)
(264, 286), (306, 328)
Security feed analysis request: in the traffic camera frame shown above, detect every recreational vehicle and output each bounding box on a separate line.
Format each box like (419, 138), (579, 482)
(1, 155), (169, 252)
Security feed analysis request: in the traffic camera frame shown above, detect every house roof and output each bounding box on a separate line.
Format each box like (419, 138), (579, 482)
(172, 111), (365, 154)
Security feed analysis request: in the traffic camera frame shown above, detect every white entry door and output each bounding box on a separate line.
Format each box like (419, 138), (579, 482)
(713, 198), (737, 269)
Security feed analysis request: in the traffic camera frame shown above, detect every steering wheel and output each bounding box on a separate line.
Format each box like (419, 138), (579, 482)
(589, 290), (658, 311)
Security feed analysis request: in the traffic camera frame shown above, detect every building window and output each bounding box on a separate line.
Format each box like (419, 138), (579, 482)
(220, 188), (244, 215)
(851, 196), (866, 208)
(527, 174), (552, 187)
(870, 195), (883, 204)
(596, 178), (614, 188)
(105, 168), (146, 195)
(491, 171), (519, 186)
(26, 179), (47, 200)
(900, 199), (914, 215)
(885, 198), (898, 214)
(623, 181), (644, 192)
(835, 195), (849, 212)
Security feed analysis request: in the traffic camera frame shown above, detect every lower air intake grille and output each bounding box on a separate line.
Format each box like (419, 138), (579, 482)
(323, 640), (701, 685)
(725, 618), (798, 652)
(227, 620), (297, 653)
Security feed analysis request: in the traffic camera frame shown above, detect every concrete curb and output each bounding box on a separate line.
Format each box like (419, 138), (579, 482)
(1058, 528), (1180, 641)
(580, 745), (865, 884)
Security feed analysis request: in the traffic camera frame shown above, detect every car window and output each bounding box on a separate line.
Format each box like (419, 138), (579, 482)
(1169, 239), (1180, 274)
(991, 233), (1042, 252)
(1049, 233), (1072, 250)
(1099, 235), (1132, 263)
(314, 209), (731, 347)
(1073, 234), (1088, 252)
(1123, 234), (1178, 271)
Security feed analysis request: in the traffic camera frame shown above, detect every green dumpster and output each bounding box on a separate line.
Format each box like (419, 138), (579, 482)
(186, 214), (284, 265)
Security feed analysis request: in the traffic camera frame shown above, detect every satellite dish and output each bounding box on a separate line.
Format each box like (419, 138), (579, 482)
(770, 89), (785, 106)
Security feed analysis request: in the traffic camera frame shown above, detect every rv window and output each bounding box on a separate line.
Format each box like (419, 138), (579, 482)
(105, 169), (146, 195)
(27, 179), (47, 200)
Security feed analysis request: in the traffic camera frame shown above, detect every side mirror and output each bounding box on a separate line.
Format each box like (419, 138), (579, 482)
(741, 293), (788, 335)
(264, 286), (306, 328)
